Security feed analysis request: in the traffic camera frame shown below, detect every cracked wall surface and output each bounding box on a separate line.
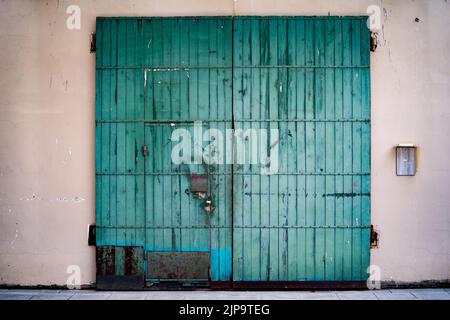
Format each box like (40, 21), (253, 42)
(0, 0), (449, 286)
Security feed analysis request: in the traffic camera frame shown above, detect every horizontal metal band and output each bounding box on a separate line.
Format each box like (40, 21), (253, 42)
(96, 65), (370, 70)
(97, 16), (368, 21)
(96, 172), (370, 176)
(96, 225), (370, 229)
(95, 119), (370, 123)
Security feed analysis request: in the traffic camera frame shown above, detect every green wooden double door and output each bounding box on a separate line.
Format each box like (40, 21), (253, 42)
(95, 16), (371, 289)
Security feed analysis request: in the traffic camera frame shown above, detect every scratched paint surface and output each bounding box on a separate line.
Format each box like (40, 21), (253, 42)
(232, 17), (371, 281)
(95, 17), (370, 285)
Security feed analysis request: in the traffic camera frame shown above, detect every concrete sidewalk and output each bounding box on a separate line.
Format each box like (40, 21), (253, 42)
(0, 288), (449, 300)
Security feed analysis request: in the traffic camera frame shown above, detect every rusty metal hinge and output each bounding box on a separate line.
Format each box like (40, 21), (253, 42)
(370, 32), (378, 52)
(142, 144), (148, 158)
(370, 225), (379, 248)
(90, 33), (96, 53)
(88, 224), (96, 246)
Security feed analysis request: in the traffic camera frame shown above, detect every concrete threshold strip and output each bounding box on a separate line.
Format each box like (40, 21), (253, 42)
(0, 288), (449, 300)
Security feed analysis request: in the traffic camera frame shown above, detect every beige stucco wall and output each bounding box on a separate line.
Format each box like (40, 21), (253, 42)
(0, 0), (448, 286)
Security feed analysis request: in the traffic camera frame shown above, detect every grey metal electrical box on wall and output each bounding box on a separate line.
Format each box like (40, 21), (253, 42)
(396, 144), (417, 176)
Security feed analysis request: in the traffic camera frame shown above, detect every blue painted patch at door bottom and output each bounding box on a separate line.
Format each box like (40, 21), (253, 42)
(211, 248), (232, 281)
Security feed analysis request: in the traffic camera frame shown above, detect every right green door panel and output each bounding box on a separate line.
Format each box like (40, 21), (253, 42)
(232, 17), (371, 281)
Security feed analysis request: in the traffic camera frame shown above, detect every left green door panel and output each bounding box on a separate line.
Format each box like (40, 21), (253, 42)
(95, 17), (234, 288)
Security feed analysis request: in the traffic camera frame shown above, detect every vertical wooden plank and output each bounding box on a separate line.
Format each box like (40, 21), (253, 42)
(197, 20), (212, 252)
(361, 62), (371, 279)
(153, 125), (163, 250)
(220, 17), (233, 281)
(250, 17), (261, 67)
(115, 18), (127, 247)
(143, 19), (153, 68)
(259, 68), (270, 281)
(232, 17), (243, 281)
(186, 18), (198, 249)
(296, 18), (307, 280)
(179, 18), (189, 67)
(198, 20), (209, 120)
(286, 112), (297, 280)
(305, 62), (315, 279)
(163, 18), (172, 67)
(136, 20), (145, 248)
(277, 18), (288, 65)
(107, 20), (118, 246)
(95, 132), (103, 242)
(163, 151), (172, 249)
(268, 21), (279, 281)
(209, 19), (218, 122)
(360, 19), (370, 68)
(152, 18), (162, 67)
(135, 73), (145, 247)
(96, 19), (103, 67)
(324, 18), (336, 281)
(251, 173), (261, 281)
(171, 19), (182, 252)
(277, 18), (289, 280)
(123, 20), (133, 245)
(304, 18), (316, 280)
(286, 20), (298, 279)
(351, 19), (362, 280)
(305, 19), (314, 66)
(243, 173), (252, 280)
(172, 20), (181, 122)
(189, 20), (199, 122)
(174, 62), (188, 252)
(314, 19), (326, 280)
(296, 18), (306, 68)
(315, 19), (325, 67)
(102, 19), (111, 67)
(334, 18), (344, 280)
(198, 18), (209, 67)
(95, 19), (104, 243)
(243, 18), (253, 280)
(161, 128), (171, 248)
(144, 59), (154, 251)
(342, 18), (353, 280)
(99, 19), (112, 244)
(125, 64), (136, 247)
(99, 129), (110, 244)
(269, 168), (280, 280)
(145, 131), (154, 251)
(260, 32), (270, 279)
